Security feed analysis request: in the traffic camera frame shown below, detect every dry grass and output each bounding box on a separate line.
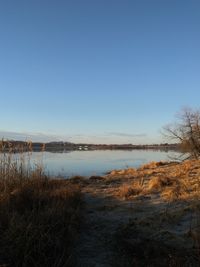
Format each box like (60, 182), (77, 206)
(0, 152), (83, 267)
(118, 179), (144, 199)
(138, 161), (169, 170)
(108, 167), (137, 177)
(110, 160), (200, 266)
(1, 142), (200, 266)
(145, 161), (197, 201)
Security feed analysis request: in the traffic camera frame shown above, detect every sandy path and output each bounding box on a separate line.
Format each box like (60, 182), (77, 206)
(71, 182), (132, 267)
(71, 179), (163, 267)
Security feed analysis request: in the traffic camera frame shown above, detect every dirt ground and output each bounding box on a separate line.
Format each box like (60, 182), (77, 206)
(71, 160), (200, 266)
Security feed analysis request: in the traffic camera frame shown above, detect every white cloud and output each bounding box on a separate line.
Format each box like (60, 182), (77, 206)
(0, 131), (61, 142)
(106, 132), (147, 138)
(0, 130), (160, 144)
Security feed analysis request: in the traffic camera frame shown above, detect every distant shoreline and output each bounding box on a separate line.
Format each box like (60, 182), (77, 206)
(0, 140), (180, 152)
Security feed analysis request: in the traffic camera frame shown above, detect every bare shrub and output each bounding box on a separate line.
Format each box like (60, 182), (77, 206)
(163, 107), (200, 159)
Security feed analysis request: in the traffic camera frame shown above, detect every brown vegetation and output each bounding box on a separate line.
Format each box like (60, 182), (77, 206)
(113, 160), (200, 202)
(0, 153), (82, 267)
(1, 140), (200, 266)
(103, 160), (200, 266)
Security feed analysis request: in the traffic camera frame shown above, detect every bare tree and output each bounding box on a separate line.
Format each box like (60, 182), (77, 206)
(163, 107), (200, 159)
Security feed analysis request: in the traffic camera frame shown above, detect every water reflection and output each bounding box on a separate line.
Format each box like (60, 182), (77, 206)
(13, 149), (181, 178)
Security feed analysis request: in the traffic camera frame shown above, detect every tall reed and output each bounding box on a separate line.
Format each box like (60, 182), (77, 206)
(0, 140), (82, 267)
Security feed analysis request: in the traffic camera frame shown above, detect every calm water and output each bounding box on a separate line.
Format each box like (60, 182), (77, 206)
(21, 150), (180, 177)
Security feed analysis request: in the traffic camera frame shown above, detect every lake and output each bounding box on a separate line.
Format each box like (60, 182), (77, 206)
(20, 149), (181, 177)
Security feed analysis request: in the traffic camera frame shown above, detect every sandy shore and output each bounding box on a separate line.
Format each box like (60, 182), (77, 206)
(70, 160), (200, 266)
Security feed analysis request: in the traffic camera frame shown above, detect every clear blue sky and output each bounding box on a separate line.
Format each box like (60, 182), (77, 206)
(0, 0), (200, 144)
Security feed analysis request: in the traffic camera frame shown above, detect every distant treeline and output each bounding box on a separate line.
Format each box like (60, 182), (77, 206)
(0, 140), (180, 152)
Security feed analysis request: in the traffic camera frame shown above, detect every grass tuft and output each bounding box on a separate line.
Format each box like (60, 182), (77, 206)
(0, 152), (82, 267)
